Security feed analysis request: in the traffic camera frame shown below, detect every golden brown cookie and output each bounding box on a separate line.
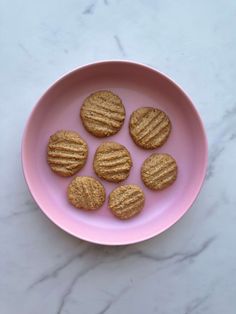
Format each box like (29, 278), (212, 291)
(109, 185), (145, 219)
(93, 142), (132, 183)
(141, 153), (177, 190)
(47, 130), (88, 177)
(129, 107), (171, 149)
(67, 176), (106, 210)
(80, 90), (125, 137)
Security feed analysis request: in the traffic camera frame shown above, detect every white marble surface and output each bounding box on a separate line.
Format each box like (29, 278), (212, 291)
(1, 0), (236, 313)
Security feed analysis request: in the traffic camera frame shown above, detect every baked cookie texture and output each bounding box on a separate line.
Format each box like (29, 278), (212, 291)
(109, 184), (145, 220)
(141, 153), (177, 190)
(67, 176), (106, 210)
(47, 130), (88, 176)
(93, 142), (132, 183)
(80, 90), (125, 137)
(129, 107), (171, 149)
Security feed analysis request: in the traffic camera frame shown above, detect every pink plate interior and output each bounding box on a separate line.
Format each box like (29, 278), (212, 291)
(22, 61), (208, 245)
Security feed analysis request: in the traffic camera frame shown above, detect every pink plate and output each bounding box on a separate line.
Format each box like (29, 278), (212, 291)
(22, 61), (208, 245)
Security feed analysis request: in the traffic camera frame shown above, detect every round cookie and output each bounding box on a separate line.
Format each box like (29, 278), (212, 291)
(67, 176), (106, 210)
(47, 130), (88, 177)
(109, 185), (145, 220)
(80, 90), (125, 137)
(93, 142), (132, 183)
(141, 153), (177, 190)
(129, 107), (171, 149)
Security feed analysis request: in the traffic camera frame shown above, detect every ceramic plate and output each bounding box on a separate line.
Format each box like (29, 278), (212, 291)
(22, 61), (207, 245)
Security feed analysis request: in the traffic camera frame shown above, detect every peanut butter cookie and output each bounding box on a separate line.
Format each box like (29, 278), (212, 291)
(129, 107), (171, 149)
(80, 90), (125, 137)
(93, 142), (132, 182)
(109, 184), (145, 219)
(67, 176), (106, 210)
(141, 153), (177, 190)
(47, 130), (88, 176)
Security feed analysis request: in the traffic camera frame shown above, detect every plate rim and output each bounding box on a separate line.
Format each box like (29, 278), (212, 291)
(21, 60), (208, 245)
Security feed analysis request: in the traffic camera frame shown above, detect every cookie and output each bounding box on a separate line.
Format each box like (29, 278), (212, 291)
(93, 142), (132, 183)
(109, 185), (145, 220)
(141, 153), (177, 190)
(129, 107), (171, 149)
(80, 90), (125, 137)
(47, 130), (88, 177)
(67, 176), (106, 210)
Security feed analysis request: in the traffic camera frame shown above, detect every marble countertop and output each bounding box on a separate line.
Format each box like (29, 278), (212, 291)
(1, 0), (236, 313)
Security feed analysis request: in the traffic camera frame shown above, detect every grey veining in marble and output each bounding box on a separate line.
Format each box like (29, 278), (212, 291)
(1, 0), (236, 313)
